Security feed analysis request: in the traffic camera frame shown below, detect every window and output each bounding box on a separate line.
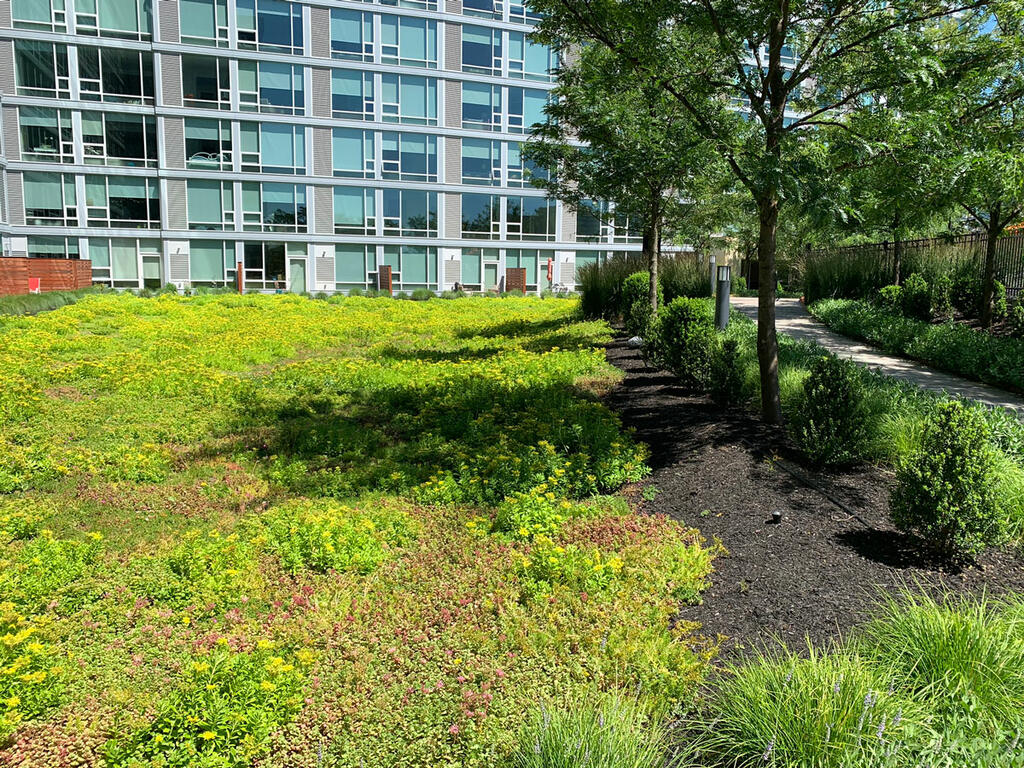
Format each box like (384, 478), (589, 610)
(575, 201), (607, 243)
(243, 241), (295, 290)
(237, 0), (303, 55)
(241, 183), (306, 232)
(334, 188), (376, 234)
(462, 139), (500, 185)
(508, 32), (555, 81)
(190, 240), (235, 285)
(505, 248), (540, 290)
(383, 190), (437, 237)
(507, 196), (554, 241)
(75, 0), (151, 40)
(381, 133), (436, 182)
(381, 75), (437, 125)
(331, 8), (373, 61)
(28, 236), (79, 259)
(332, 70), (374, 120)
(186, 119), (233, 170)
(574, 250), (607, 282)
(78, 47), (154, 104)
(335, 243), (373, 291)
(182, 54), (230, 109)
(462, 0), (502, 20)
(509, 0), (541, 23)
(89, 237), (161, 288)
(381, 246), (437, 290)
(506, 142), (546, 187)
(12, 0), (67, 32)
(461, 193), (499, 239)
(239, 61), (305, 115)
(23, 172), (78, 226)
(462, 83), (501, 131)
(614, 210), (642, 243)
(508, 87), (547, 134)
(180, 0), (228, 46)
(462, 26), (502, 76)
(380, 0), (437, 11)
(85, 176), (160, 228)
(240, 123), (305, 174)
(381, 15), (436, 68)
(19, 107), (74, 164)
(333, 128), (375, 178)
(15, 42), (70, 99)
(187, 180), (234, 230)
(460, 247), (499, 291)
(82, 112), (158, 168)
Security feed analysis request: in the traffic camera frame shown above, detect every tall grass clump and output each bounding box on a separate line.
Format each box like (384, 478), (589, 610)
(0, 287), (104, 317)
(687, 645), (920, 768)
(857, 593), (1024, 738)
(804, 250), (893, 304)
(511, 692), (672, 768)
(660, 257), (712, 302)
(577, 256), (645, 320)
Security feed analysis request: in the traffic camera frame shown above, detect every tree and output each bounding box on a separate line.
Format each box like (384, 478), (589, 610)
(529, 0), (994, 423)
(524, 45), (725, 313)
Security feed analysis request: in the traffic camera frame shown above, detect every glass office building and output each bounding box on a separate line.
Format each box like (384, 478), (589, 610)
(0, 0), (641, 293)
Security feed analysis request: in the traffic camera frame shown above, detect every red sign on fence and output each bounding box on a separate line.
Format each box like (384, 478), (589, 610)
(27, 277), (41, 294)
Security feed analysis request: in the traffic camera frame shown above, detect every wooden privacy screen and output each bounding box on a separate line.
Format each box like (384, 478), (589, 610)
(505, 267), (527, 295)
(377, 265), (393, 294)
(0, 258), (93, 296)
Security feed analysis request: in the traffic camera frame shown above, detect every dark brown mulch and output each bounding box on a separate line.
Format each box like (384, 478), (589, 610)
(602, 337), (1024, 661)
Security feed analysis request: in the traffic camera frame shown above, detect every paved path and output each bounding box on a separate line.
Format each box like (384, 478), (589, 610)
(731, 296), (1024, 417)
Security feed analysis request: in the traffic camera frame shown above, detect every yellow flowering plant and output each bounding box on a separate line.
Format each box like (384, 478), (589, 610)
(0, 603), (63, 744)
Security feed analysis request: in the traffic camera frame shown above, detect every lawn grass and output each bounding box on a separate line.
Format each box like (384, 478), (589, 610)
(0, 293), (717, 766)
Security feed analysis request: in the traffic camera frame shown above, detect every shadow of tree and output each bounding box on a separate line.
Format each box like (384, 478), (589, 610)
(835, 528), (965, 573)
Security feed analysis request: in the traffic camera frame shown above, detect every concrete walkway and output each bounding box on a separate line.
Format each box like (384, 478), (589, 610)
(731, 296), (1024, 417)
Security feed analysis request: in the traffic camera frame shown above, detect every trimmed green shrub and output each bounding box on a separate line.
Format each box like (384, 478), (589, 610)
(651, 298), (715, 389)
(622, 271), (660, 337)
(930, 272), (953, 321)
(877, 284), (903, 313)
(952, 266), (983, 317)
(900, 273), (931, 321)
(890, 401), (1005, 560)
(992, 280), (1008, 321)
(794, 354), (872, 466)
(410, 288), (435, 301)
(709, 338), (746, 407)
(1010, 300), (1024, 338)
(511, 692), (670, 768)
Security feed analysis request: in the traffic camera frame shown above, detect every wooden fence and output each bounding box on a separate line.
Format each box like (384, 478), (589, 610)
(0, 258), (93, 297)
(808, 232), (1024, 298)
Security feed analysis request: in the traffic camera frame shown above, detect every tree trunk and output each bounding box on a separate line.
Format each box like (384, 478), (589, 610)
(891, 209), (903, 285)
(981, 203), (1001, 329)
(643, 200), (660, 312)
(756, 196), (783, 425)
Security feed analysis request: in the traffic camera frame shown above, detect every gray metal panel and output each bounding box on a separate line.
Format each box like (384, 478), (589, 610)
(444, 22), (461, 71)
(446, 0), (461, 13)
(445, 79), (461, 128)
(2, 105), (19, 161)
(444, 257), (461, 285)
(445, 136), (460, 185)
(169, 249), (189, 282)
(0, 41), (15, 97)
(0, 2), (12, 29)
(158, 0), (180, 43)
(8, 170), (24, 226)
(166, 178), (187, 230)
(310, 6), (331, 58)
(312, 126), (332, 177)
(444, 191), (460, 239)
(311, 67), (331, 118)
(314, 185), (333, 234)
(160, 53), (182, 107)
(560, 258), (576, 285)
(315, 254), (334, 283)
(561, 204), (576, 242)
(163, 116), (185, 169)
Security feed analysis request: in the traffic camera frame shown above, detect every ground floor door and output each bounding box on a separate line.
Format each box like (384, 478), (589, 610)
(484, 262), (498, 291)
(289, 259), (306, 294)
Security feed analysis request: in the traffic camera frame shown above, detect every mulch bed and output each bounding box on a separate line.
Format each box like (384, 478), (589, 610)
(602, 337), (1024, 661)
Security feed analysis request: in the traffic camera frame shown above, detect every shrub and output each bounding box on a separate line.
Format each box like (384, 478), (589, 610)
(660, 257), (712, 302)
(890, 401), (1005, 560)
(992, 280), (1008, 321)
(261, 499), (414, 575)
(690, 646), (919, 768)
(493, 490), (569, 540)
(1010, 300), (1024, 338)
(511, 692), (671, 768)
(857, 593), (1024, 734)
(0, 603), (65, 743)
(952, 266), (983, 316)
(794, 355), (873, 466)
(709, 338), (746, 407)
(515, 535), (622, 601)
(651, 298), (715, 389)
(876, 284), (903, 313)
(900, 273), (930, 320)
(930, 272), (954, 320)
(621, 272), (660, 337)
(411, 288), (435, 301)
(105, 644), (311, 767)
(576, 256), (645, 320)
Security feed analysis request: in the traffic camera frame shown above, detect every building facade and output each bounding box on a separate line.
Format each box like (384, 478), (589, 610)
(0, 0), (641, 294)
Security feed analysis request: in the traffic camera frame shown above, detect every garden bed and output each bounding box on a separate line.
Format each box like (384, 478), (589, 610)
(603, 337), (1024, 658)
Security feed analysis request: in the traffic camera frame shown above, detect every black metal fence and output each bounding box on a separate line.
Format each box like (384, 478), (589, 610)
(809, 232), (1024, 298)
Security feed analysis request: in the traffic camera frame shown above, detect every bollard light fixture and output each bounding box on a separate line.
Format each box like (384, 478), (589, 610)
(717, 265), (732, 282)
